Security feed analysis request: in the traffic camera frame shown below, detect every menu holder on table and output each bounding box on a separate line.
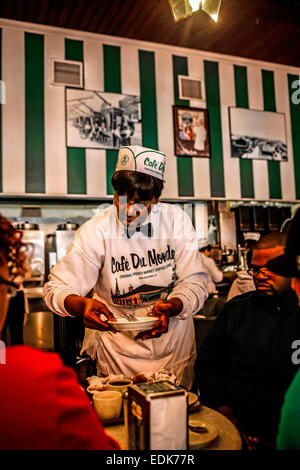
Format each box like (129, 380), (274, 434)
(127, 380), (188, 450)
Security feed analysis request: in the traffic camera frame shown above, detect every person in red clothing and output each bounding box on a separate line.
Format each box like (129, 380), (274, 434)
(0, 214), (120, 450)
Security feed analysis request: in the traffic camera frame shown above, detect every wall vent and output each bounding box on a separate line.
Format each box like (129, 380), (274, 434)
(52, 59), (83, 87)
(178, 75), (205, 101)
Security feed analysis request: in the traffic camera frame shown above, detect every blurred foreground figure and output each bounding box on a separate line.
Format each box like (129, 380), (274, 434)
(0, 214), (119, 450)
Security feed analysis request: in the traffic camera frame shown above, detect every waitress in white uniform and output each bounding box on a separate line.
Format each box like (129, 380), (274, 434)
(44, 146), (208, 389)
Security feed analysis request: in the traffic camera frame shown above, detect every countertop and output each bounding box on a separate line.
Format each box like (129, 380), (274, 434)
(104, 404), (242, 451)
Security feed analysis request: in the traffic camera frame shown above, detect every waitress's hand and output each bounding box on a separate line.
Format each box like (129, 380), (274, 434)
(135, 297), (183, 341)
(84, 298), (117, 332)
(64, 295), (117, 333)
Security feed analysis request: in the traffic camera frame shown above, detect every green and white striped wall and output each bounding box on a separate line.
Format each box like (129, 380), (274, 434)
(0, 19), (299, 202)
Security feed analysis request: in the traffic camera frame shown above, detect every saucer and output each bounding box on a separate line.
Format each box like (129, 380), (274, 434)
(188, 419), (218, 449)
(188, 392), (198, 407)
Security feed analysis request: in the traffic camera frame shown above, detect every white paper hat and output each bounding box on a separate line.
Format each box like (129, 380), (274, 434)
(115, 146), (166, 180)
(243, 232), (261, 241)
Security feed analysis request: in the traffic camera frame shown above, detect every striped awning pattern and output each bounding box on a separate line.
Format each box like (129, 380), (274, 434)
(0, 20), (299, 201)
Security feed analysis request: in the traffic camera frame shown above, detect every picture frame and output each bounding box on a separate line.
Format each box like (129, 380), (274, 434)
(173, 105), (210, 157)
(229, 107), (288, 161)
(66, 88), (142, 150)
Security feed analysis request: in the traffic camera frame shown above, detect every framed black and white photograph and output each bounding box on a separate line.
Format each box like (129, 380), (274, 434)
(229, 107), (288, 161)
(173, 105), (210, 157)
(66, 89), (142, 149)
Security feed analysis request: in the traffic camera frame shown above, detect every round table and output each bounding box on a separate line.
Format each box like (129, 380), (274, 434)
(104, 405), (242, 450)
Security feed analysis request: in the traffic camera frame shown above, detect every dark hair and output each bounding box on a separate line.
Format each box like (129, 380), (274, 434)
(244, 239), (257, 250)
(111, 170), (164, 201)
(255, 231), (287, 250)
(0, 214), (27, 278)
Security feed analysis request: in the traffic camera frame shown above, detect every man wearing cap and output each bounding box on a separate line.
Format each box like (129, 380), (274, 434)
(44, 146), (208, 389)
(194, 231), (300, 447)
(267, 208), (300, 305)
(266, 209), (300, 449)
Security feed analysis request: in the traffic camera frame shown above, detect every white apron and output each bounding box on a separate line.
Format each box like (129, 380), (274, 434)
(44, 203), (208, 390)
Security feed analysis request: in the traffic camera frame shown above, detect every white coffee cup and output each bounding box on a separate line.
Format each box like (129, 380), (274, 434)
(107, 378), (133, 394)
(93, 390), (122, 421)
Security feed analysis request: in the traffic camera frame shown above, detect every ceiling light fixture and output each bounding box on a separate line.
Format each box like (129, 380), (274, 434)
(168, 0), (222, 23)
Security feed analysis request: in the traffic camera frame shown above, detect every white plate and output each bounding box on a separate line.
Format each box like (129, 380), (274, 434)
(86, 385), (106, 394)
(108, 317), (157, 331)
(188, 419), (218, 449)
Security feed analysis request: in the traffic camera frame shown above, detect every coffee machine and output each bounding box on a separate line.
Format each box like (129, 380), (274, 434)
(47, 221), (79, 271)
(15, 221), (45, 285)
(56, 222), (79, 261)
(10, 222), (47, 349)
(47, 222), (85, 367)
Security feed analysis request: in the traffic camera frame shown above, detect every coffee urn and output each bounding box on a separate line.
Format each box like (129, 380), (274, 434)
(56, 222), (79, 261)
(50, 222), (85, 367)
(14, 222), (45, 286)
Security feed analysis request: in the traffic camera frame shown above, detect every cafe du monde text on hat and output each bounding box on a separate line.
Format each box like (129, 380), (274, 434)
(115, 146), (166, 181)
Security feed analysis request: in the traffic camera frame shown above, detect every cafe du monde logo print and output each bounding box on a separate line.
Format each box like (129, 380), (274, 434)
(117, 146), (165, 179)
(121, 154), (130, 165)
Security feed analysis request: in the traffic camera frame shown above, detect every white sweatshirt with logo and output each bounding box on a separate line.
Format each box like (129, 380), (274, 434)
(43, 202), (208, 389)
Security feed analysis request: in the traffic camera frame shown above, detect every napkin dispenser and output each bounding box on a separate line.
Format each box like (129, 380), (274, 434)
(127, 380), (188, 450)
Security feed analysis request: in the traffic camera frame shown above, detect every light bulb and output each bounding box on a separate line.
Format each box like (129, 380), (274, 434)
(210, 13), (219, 22)
(189, 0), (201, 12)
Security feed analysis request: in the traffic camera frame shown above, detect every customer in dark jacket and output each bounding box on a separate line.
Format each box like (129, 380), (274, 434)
(266, 209), (300, 449)
(194, 232), (300, 448)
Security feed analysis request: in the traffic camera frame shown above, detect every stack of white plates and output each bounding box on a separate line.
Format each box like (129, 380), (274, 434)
(108, 317), (157, 331)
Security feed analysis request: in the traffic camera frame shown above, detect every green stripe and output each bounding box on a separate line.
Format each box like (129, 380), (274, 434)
(173, 56), (189, 108)
(104, 45), (121, 95)
(204, 60), (225, 198)
(288, 73), (300, 199)
(139, 50), (158, 150)
(234, 65), (254, 199)
(65, 38), (84, 62)
(25, 33), (45, 193)
(0, 29), (2, 192)
(103, 45), (121, 195)
(262, 70), (282, 199)
(66, 147), (87, 195)
(65, 39), (86, 194)
(173, 55), (194, 197)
